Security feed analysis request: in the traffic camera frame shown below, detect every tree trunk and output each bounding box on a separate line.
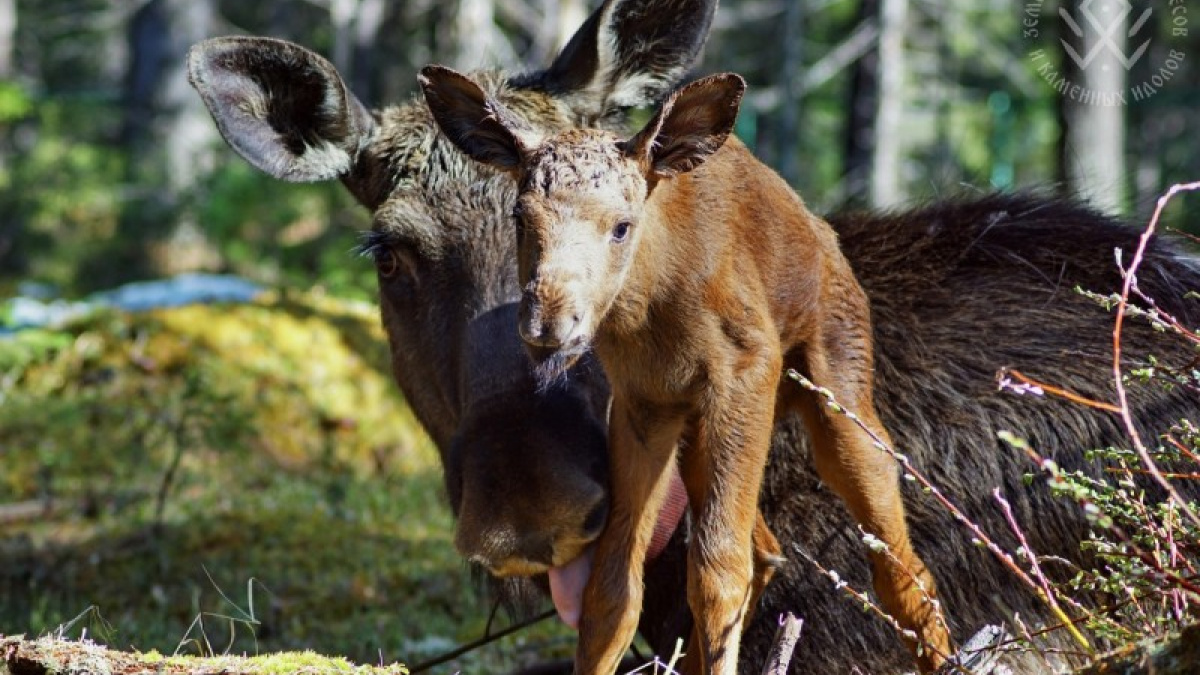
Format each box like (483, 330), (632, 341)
(552, 0), (587, 57)
(160, 0), (217, 196)
(774, 0), (803, 188)
(329, 0), (357, 78)
(350, 0), (386, 102)
(0, 0), (14, 78)
(327, 0), (385, 101)
(121, 0), (220, 278)
(527, 0), (587, 68)
(842, 0), (879, 205)
(125, 0), (217, 195)
(1059, 0), (1128, 214)
(870, 0), (907, 208)
(452, 0), (513, 70)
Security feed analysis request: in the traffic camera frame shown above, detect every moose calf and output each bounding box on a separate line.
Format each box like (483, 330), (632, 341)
(420, 68), (951, 674)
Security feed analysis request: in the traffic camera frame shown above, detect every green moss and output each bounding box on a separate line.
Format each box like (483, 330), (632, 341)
(0, 291), (434, 503)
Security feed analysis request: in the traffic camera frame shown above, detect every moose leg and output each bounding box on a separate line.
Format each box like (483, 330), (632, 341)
(793, 334), (951, 672)
(680, 501), (782, 675)
(677, 360), (780, 675)
(748, 510), (784, 618)
(576, 395), (684, 675)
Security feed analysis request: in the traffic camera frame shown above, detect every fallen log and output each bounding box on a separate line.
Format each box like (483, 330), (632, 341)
(0, 635), (409, 675)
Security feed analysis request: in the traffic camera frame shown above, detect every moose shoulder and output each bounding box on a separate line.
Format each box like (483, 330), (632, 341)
(189, 0), (1200, 672)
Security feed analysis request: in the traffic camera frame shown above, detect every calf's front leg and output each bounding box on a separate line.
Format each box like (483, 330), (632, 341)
(575, 396), (685, 675)
(680, 509), (782, 675)
(677, 360), (780, 675)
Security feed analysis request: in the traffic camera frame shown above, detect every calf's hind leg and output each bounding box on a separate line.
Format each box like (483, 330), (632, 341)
(790, 332), (951, 671)
(748, 510), (784, 616)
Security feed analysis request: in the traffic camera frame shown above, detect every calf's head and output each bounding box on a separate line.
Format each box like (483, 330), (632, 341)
(188, 0), (718, 582)
(421, 69), (744, 385)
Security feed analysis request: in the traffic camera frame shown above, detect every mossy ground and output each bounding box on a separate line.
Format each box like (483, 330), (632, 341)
(0, 292), (573, 673)
(2, 634), (411, 675)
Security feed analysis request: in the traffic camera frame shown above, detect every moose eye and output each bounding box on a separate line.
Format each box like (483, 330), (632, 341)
(611, 220), (632, 243)
(375, 247), (419, 284)
(377, 248), (402, 278)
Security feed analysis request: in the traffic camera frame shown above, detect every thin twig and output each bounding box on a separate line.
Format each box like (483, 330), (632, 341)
(993, 489), (1091, 650)
(790, 545), (961, 671)
(1110, 180), (1200, 531)
(997, 368), (1121, 414)
(407, 609), (556, 673)
(1007, 436), (1200, 597)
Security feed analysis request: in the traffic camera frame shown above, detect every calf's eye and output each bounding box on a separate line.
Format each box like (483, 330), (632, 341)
(612, 220), (631, 243)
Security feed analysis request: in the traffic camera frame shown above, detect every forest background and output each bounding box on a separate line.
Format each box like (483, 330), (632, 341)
(0, 1), (1198, 672)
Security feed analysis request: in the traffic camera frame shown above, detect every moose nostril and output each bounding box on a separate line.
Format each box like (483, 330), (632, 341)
(521, 321), (541, 341)
(582, 499), (608, 538)
(526, 538), (555, 566)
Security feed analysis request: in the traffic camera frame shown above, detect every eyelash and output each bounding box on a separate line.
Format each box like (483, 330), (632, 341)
(356, 232), (416, 281)
(354, 231), (390, 260)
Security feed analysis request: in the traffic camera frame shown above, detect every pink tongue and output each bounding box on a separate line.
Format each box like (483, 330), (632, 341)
(548, 546), (594, 630)
(546, 470), (689, 630)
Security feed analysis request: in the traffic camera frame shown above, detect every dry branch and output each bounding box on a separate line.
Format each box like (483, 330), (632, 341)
(759, 613), (803, 675)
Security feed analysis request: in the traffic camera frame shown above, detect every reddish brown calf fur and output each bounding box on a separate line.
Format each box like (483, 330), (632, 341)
(421, 68), (951, 674)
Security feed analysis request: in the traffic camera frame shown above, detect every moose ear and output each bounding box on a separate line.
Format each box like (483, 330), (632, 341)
(515, 0), (718, 118)
(626, 73), (745, 178)
(419, 65), (541, 172)
(187, 36), (375, 183)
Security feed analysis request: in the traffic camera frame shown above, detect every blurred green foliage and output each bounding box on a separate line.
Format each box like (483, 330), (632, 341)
(193, 163), (375, 302)
(0, 91), (374, 299)
(0, 290), (429, 503)
(1, 96), (124, 293)
(0, 81), (32, 122)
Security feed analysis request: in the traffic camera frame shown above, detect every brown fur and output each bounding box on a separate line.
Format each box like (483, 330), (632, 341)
(420, 70), (952, 674)
(189, 2), (1200, 670)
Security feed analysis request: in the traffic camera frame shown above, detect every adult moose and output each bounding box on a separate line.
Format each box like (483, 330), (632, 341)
(420, 68), (949, 673)
(189, 0), (1200, 671)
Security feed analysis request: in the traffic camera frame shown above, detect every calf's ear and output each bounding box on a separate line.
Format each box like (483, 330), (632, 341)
(516, 0), (718, 119)
(626, 73), (745, 178)
(419, 65), (541, 172)
(187, 36), (375, 183)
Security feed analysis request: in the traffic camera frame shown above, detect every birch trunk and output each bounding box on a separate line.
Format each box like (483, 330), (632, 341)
(0, 0), (14, 78)
(870, 0), (907, 208)
(1061, 0), (1128, 214)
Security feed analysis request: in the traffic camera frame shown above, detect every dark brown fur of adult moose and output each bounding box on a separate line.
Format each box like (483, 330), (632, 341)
(419, 68), (949, 674)
(188, 0), (1200, 672)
